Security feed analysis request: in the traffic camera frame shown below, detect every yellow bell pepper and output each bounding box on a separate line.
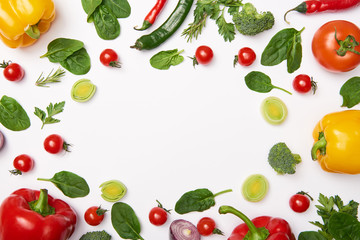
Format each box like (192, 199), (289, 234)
(311, 110), (360, 174)
(0, 0), (55, 48)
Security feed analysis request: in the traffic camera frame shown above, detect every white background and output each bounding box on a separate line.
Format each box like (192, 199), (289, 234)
(1, 0), (360, 239)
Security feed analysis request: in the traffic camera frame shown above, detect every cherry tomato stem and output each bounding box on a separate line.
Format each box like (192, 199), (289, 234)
(100, 49), (121, 68)
(10, 154), (34, 175)
(84, 206), (107, 226)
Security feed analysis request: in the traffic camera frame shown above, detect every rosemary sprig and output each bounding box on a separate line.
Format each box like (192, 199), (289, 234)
(35, 67), (66, 87)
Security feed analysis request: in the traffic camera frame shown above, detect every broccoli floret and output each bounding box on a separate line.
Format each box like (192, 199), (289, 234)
(79, 230), (111, 240)
(232, 3), (275, 36)
(268, 142), (301, 174)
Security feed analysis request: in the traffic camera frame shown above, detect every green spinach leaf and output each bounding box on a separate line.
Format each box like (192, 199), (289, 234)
(175, 188), (232, 214)
(150, 49), (184, 70)
(111, 202), (144, 240)
(37, 171), (90, 198)
(261, 27), (304, 73)
(328, 212), (360, 240)
(340, 77), (360, 108)
(244, 71), (292, 94)
(81, 0), (103, 22)
(298, 231), (327, 240)
(60, 48), (91, 75)
(103, 0), (131, 18)
(0, 95), (30, 131)
(41, 38), (84, 63)
(93, 5), (120, 40)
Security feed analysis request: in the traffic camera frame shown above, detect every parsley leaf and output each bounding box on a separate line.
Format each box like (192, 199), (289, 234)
(34, 101), (65, 129)
(216, 10), (235, 42)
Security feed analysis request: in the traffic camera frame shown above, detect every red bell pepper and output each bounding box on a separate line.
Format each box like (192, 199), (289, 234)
(219, 205), (295, 240)
(0, 188), (77, 240)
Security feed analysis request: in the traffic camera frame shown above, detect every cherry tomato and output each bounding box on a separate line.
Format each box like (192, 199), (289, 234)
(194, 45), (213, 66)
(100, 49), (121, 68)
(197, 217), (223, 236)
(236, 47), (256, 66)
(289, 192), (312, 213)
(12, 154), (34, 174)
(84, 206), (107, 226)
(149, 200), (170, 226)
(312, 20), (360, 72)
(44, 134), (70, 154)
(292, 74), (317, 94)
(2, 62), (25, 81)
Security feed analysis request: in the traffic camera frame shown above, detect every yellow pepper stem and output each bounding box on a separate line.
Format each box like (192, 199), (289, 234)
(311, 134), (327, 160)
(25, 25), (40, 39)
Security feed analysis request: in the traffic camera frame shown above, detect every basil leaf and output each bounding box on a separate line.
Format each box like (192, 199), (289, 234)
(287, 36), (302, 73)
(298, 231), (327, 240)
(93, 5), (120, 40)
(41, 38), (84, 63)
(0, 95), (30, 131)
(150, 49), (184, 70)
(103, 0), (131, 18)
(261, 28), (298, 66)
(328, 212), (360, 240)
(244, 71), (292, 94)
(37, 171), (90, 198)
(175, 188), (232, 214)
(60, 48), (91, 75)
(81, 0), (102, 22)
(111, 202), (144, 240)
(340, 77), (360, 108)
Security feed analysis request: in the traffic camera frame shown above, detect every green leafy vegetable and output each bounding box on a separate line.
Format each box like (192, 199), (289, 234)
(150, 49), (184, 70)
(299, 194), (359, 240)
(79, 230), (112, 240)
(93, 5), (120, 40)
(103, 0), (131, 18)
(261, 27), (304, 73)
(244, 71), (292, 94)
(60, 48), (91, 75)
(0, 95), (30, 131)
(34, 101), (65, 129)
(40, 38), (84, 63)
(340, 76), (360, 108)
(232, 2), (274, 36)
(81, 0), (103, 22)
(268, 142), (301, 174)
(175, 188), (232, 214)
(111, 202), (144, 240)
(35, 68), (66, 87)
(37, 171), (90, 198)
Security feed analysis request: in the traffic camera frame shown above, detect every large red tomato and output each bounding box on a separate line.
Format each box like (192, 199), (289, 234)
(312, 20), (360, 72)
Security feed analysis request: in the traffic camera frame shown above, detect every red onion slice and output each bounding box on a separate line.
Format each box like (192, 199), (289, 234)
(170, 219), (201, 240)
(0, 131), (4, 150)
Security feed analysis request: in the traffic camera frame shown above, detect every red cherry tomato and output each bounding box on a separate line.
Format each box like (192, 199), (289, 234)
(44, 134), (70, 154)
(84, 206), (107, 226)
(149, 206), (168, 226)
(237, 47), (256, 66)
(100, 49), (121, 68)
(2, 62), (25, 81)
(289, 192), (312, 213)
(292, 74), (317, 94)
(194, 45), (214, 65)
(197, 217), (223, 236)
(13, 154), (34, 174)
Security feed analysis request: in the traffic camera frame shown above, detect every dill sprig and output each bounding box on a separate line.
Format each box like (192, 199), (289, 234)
(35, 67), (66, 87)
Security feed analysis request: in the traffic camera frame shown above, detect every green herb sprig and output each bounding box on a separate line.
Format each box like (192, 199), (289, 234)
(35, 68), (66, 87)
(34, 101), (65, 129)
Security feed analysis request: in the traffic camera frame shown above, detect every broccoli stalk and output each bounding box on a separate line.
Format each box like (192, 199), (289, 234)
(232, 3), (275, 36)
(79, 230), (111, 240)
(268, 142), (301, 174)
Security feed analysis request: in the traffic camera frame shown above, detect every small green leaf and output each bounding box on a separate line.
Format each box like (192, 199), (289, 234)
(150, 49), (184, 70)
(92, 5), (120, 40)
(40, 38), (84, 63)
(340, 77), (360, 108)
(34, 101), (65, 129)
(0, 95), (30, 131)
(60, 48), (91, 75)
(215, 13), (235, 42)
(81, 0), (103, 21)
(244, 71), (292, 94)
(103, 0), (131, 18)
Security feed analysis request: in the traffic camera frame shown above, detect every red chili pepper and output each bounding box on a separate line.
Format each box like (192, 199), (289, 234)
(0, 188), (77, 240)
(284, 0), (360, 23)
(219, 206), (295, 240)
(134, 0), (167, 31)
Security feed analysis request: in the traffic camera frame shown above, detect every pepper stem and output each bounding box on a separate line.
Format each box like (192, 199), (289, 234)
(311, 134), (327, 160)
(218, 205), (269, 240)
(25, 24), (40, 39)
(28, 189), (55, 217)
